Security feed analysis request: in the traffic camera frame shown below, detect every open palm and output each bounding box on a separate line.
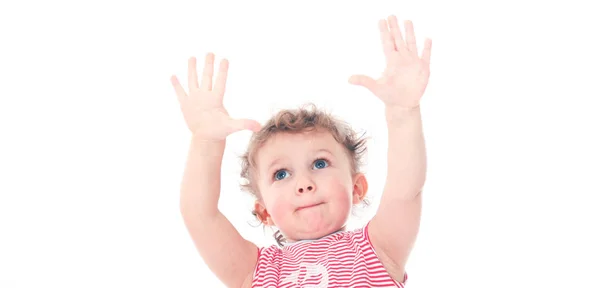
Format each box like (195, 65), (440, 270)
(171, 53), (260, 140)
(349, 16), (432, 109)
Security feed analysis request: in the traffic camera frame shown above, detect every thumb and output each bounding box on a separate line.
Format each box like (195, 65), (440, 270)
(229, 118), (262, 134)
(348, 75), (377, 92)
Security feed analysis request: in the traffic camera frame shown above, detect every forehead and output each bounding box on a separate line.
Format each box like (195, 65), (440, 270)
(256, 130), (344, 165)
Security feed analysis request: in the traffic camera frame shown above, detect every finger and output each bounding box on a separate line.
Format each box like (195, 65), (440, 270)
(404, 20), (418, 57)
(348, 75), (377, 93)
(421, 38), (432, 65)
(213, 58), (229, 97)
(229, 119), (262, 134)
(200, 52), (215, 91)
(379, 19), (396, 58)
(170, 75), (187, 106)
(387, 15), (406, 52)
(188, 57), (199, 90)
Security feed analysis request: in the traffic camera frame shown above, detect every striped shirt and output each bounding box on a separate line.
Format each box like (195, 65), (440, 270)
(252, 223), (407, 287)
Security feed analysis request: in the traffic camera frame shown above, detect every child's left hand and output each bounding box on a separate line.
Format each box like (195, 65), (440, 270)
(349, 16), (432, 109)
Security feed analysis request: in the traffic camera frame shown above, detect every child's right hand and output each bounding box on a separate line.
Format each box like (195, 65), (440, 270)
(170, 53), (261, 141)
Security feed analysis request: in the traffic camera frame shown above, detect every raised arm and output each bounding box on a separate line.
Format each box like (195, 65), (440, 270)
(171, 53), (262, 288)
(349, 16), (432, 279)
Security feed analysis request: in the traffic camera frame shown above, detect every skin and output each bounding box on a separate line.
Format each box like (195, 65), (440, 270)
(252, 130), (368, 243)
(173, 15), (431, 287)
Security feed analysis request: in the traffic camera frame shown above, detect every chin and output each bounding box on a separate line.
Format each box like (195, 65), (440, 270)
(299, 219), (345, 240)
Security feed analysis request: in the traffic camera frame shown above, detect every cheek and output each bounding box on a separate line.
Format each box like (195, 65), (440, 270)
(263, 187), (292, 222)
(320, 173), (353, 204)
(268, 198), (287, 218)
(331, 186), (353, 209)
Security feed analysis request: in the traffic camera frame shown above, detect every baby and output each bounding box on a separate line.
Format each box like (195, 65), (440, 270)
(171, 15), (432, 288)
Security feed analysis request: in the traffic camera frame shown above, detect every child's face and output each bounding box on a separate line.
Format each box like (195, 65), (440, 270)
(255, 130), (366, 242)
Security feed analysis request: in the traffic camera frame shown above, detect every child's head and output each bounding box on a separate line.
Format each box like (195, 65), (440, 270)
(240, 104), (369, 245)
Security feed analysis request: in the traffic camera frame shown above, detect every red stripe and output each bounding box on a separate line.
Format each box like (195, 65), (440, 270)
(252, 224), (406, 287)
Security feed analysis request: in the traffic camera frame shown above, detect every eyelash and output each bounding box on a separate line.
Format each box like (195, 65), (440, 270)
(272, 157), (331, 180)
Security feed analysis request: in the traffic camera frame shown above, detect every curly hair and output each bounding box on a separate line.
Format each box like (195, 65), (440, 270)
(239, 103), (368, 246)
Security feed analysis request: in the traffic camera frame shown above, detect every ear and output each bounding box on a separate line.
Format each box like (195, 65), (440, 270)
(352, 173), (368, 205)
(254, 201), (274, 226)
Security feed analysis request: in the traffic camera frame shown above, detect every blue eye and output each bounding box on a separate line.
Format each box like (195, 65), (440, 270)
(313, 159), (329, 169)
(274, 170), (289, 181)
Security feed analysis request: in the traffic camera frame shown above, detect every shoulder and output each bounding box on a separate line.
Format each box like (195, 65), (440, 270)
(335, 226), (409, 285)
(251, 244), (283, 287)
(364, 221), (408, 284)
(342, 224), (372, 243)
(254, 244), (284, 271)
(256, 244), (282, 260)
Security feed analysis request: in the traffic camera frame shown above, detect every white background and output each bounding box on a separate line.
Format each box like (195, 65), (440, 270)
(1, 0), (599, 287)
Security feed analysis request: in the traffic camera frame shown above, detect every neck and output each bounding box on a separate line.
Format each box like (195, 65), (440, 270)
(281, 226), (347, 245)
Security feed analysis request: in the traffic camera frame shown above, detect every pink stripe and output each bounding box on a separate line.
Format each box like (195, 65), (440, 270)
(252, 225), (406, 287)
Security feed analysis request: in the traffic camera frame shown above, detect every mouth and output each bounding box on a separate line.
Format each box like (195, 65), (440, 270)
(297, 202), (324, 211)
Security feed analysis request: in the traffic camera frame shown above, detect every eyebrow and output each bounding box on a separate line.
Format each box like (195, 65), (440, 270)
(315, 148), (334, 157)
(264, 148), (335, 173)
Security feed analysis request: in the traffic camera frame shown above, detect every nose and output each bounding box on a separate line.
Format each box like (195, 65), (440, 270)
(298, 185), (314, 193)
(296, 176), (316, 194)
